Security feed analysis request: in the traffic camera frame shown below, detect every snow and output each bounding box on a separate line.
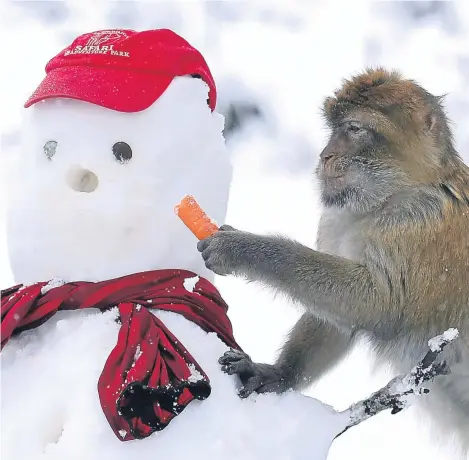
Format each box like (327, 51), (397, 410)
(187, 363), (205, 384)
(41, 278), (66, 294)
(1, 2), (469, 460)
(183, 275), (200, 293)
(428, 328), (460, 352)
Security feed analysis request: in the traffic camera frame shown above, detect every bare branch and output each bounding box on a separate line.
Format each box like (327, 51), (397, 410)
(336, 328), (459, 437)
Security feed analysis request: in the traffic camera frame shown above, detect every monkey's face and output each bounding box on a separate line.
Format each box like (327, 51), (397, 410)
(316, 119), (404, 213)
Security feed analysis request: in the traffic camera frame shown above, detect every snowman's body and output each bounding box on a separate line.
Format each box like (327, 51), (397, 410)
(1, 77), (346, 460)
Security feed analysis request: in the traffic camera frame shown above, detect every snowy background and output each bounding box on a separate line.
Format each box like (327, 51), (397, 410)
(1, 1), (469, 459)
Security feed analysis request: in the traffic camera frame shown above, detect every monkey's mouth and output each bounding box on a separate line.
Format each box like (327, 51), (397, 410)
(325, 173), (345, 179)
(318, 164), (346, 180)
(320, 173), (348, 196)
(321, 172), (346, 181)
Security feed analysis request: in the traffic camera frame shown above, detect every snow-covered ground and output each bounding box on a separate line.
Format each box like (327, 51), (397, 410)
(1, 1), (469, 459)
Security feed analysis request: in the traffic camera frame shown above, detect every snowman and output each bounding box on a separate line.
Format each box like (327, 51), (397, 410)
(0, 28), (347, 460)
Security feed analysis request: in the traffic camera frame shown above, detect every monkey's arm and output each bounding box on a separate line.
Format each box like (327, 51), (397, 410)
(275, 314), (353, 389)
(220, 313), (353, 397)
(198, 227), (392, 331)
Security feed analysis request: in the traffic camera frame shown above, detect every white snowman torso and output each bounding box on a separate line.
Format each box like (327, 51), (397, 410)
(2, 77), (346, 460)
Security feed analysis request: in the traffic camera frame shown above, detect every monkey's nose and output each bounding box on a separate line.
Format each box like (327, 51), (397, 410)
(321, 153), (336, 173)
(66, 166), (99, 193)
(322, 154), (334, 166)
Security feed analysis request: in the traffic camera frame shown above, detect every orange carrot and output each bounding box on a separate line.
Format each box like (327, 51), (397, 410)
(175, 194), (219, 240)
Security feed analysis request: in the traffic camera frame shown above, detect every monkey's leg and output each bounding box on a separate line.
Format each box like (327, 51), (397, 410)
(219, 314), (352, 398)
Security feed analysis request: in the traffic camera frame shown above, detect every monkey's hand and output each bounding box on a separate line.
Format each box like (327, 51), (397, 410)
(197, 225), (257, 277)
(219, 349), (292, 398)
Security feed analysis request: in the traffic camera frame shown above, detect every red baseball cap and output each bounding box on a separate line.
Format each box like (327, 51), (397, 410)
(24, 28), (217, 112)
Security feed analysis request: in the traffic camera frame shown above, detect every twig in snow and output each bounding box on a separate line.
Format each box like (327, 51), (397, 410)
(336, 328), (459, 437)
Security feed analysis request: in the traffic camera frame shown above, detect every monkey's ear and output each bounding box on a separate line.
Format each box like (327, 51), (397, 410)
(425, 95), (448, 138)
(426, 112), (438, 132)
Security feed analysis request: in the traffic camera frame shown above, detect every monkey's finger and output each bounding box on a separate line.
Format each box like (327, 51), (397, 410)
(197, 237), (213, 252)
(256, 381), (284, 394)
(219, 224), (237, 232)
(255, 383), (272, 394)
(220, 364), (237, 375)
(200, 249), (218, 265)
(204, 257), (229, 276)
(218, 349), (248, 365)
(238, 376), (263, 398)
(221, 358), (254, 376)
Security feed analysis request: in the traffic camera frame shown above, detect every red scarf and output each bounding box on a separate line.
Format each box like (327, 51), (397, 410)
(1, 269), (241, 441)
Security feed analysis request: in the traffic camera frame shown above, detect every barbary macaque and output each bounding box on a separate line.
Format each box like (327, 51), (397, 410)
(197, 68), (469, 449)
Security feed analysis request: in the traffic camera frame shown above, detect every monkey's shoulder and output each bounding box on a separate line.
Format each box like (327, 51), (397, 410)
(374, 187), (449, 228)
(370, 186), (467, 231)
(368, 187), (469, 291)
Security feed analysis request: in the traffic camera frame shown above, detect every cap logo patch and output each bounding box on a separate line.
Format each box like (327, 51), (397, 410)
(64, 30), (131, 57)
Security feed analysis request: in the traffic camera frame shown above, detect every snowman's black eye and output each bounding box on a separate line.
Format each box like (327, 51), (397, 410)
(112, 142), (132, 163)
(44, 140), (57, 160)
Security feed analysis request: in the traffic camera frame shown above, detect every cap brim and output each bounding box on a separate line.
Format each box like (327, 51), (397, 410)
(24, 66), (175, 113)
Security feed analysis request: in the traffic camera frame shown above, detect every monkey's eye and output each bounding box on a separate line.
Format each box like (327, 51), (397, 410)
(347, 122), (364, 134)
(112, 142), (132, 163)
(44, 140), (58, 160)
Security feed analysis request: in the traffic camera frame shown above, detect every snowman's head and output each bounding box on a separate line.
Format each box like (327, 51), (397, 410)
(8, 29), (232, 284)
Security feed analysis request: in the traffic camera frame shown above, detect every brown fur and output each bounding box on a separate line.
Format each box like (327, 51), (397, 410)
(202, 68), (469, 454)
(323, 67), (433, 129)
(320, 69), (469, 451)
